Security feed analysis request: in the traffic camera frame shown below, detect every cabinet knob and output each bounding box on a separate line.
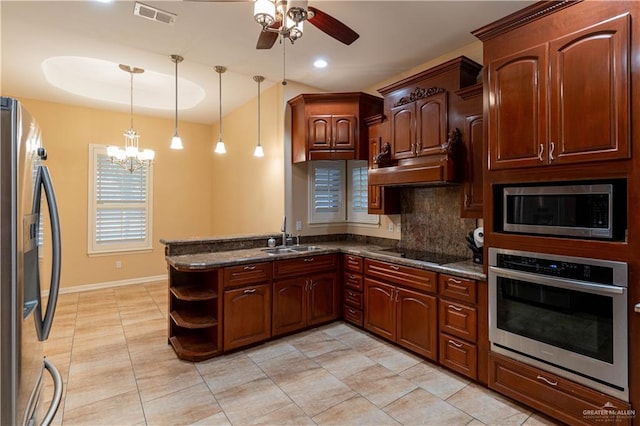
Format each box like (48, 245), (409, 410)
(464, 194), (470, 207)
(448, 339), (463, 348)
(635, 303), (640, 313)
(549, 141), (556, 161)
(243, 265), (256, 271)
(447, 277), (463, 284)
(243, 288), (257, 294)
(538, 144), (544, 161)
(304, 257), (314, 262)
(389, 265), (400, 271)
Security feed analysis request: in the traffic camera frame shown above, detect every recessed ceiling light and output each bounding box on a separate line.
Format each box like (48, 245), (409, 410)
(313, 59), (328, 69)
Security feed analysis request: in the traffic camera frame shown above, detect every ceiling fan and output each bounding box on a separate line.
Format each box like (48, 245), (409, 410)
(188, 0), (359, 49)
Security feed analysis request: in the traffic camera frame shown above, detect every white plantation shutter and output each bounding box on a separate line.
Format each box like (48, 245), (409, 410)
(348, 161), (378, 224)
(309, 161), (345, 222)
(88, 145), (152, 253)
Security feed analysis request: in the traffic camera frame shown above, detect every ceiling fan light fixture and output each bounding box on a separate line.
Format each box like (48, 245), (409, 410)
(254, 0), (276, 28)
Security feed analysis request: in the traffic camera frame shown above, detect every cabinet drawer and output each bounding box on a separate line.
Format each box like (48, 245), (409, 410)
(343, 254), (364, 273)
(343, 306), (363, 327)
(223, 262), (272, 288)
(439, 299), (477, 342)
(439, 333), (477, 380)
(343, 272), (363, 291)
(438, 274), (477, 304)
(343, 288), (363, 309)
(274, 254), (338, 278)
(489, 352), (632, 426)
(364, 259), (437, 293)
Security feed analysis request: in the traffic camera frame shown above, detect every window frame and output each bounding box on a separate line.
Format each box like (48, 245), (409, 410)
(308, 160), (346, 223)
(87, 144), (153, 255)
(347, 160), (379, 224)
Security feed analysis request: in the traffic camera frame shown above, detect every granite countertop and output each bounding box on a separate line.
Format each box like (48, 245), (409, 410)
(166, 241), (486, 281)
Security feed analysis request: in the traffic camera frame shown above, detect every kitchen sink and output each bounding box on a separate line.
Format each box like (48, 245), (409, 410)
(261, 247), (295, 255)
(261, 245), (323, 255)
(289, 245), (322, 252)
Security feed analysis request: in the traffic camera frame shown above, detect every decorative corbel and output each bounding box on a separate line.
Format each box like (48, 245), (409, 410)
(442, 128), (461, 152)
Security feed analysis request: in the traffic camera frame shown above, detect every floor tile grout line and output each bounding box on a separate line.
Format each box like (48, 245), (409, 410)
(113, 286), (150, 426)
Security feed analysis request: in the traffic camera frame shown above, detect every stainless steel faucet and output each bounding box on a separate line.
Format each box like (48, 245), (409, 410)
(281, 215), (287, 247)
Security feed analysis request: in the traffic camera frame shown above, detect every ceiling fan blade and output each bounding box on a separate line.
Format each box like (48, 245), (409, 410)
(256, 22), (281, 49)
(307, 6), (359, 45)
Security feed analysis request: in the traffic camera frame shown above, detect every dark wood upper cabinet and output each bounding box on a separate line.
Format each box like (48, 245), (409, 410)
(486, 13), (630, 170)
(455, 83), (484, 218)
(390, 91), (448, 160)
(288, 92), (383, 163)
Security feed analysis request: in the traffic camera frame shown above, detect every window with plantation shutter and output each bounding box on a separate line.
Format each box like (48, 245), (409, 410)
(88, 145), (152, 253)
(348, 160), (378, 224)
(309, 161), (345, 223)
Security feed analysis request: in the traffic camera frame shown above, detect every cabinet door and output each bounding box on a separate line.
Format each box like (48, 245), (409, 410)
(223, 283), (271, 351)
(364, 278), (396, 341)
(308, 115), (332, 149)
(272, 278), (307, 337)
(308, 272), (339, 326)
(549, 14), (630, 165)
(332, 115), (357, 149)
(488, 43), (548, 170)
(390, 103), (415, 159)
(415, 92), (447, 157)
(461, 114), (484, 218)
(396, 287), (437, 361)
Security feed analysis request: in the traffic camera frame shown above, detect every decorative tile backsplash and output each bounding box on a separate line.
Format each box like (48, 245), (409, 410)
(400, 186), (477, 258)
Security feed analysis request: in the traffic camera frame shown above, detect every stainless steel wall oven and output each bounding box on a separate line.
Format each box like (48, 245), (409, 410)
(488, 248), (628, 401)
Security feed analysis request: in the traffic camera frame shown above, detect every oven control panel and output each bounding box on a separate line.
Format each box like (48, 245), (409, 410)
(496, 253), (613, 284)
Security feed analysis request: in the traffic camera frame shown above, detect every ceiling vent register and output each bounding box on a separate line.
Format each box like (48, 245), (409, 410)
(134, 2), (177, 25)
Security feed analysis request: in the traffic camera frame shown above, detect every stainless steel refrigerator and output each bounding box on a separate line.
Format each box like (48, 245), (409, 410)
(1, 97), (63, 425)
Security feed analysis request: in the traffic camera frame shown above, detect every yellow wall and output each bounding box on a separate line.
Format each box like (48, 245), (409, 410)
(14, 97), (213, 290)
(209, 84), (285, 235)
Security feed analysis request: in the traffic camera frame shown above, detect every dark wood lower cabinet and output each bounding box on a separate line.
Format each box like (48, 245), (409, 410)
(489, 352), (632, 426)
(364, 277), (437, 361)
(396, 287), (438, 360)
(272, 271), (339, 337)
(223, 283), (271, 351)
(272, 278), (306, 336)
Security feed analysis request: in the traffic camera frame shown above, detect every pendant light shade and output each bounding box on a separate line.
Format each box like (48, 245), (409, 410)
(214, 65), (227, 154)
(170, 54), (184, 150)
(253, 75), (265, 157)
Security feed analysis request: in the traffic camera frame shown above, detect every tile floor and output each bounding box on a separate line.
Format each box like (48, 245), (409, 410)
(42, 281), (563, 425)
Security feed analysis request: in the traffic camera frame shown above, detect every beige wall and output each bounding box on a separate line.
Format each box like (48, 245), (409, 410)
(209, 83), (285, 236)
(15, 97), (213, 290)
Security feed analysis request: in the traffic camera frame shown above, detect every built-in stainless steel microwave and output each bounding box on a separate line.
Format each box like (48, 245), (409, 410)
(499, 181), (627, 240)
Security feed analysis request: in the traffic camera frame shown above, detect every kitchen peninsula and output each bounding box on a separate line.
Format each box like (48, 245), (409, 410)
(161, 235), (487, 385)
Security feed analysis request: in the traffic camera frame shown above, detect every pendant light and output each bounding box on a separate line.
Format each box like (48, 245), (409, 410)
(253, 75), (265, 157)
(214, 65), (227, 154)
(169, 54), (184, 150)
(107, 64), (154, 173)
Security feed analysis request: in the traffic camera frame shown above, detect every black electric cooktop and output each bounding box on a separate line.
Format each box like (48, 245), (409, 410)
(372, 248), (468, 265)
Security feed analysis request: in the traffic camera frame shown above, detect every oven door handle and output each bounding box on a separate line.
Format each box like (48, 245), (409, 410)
(488, 266), (625, 295)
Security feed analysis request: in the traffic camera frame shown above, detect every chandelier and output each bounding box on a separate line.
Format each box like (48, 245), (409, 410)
(254, 0), (309, 43)
(107, 64), (155, 173)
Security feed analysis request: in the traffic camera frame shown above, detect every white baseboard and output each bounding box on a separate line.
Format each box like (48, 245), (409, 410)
(55, 275), (167, 295)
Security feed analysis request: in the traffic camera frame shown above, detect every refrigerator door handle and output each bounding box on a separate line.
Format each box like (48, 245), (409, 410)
(41, 358), (63, 426)
(33, 166), (61, 341)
